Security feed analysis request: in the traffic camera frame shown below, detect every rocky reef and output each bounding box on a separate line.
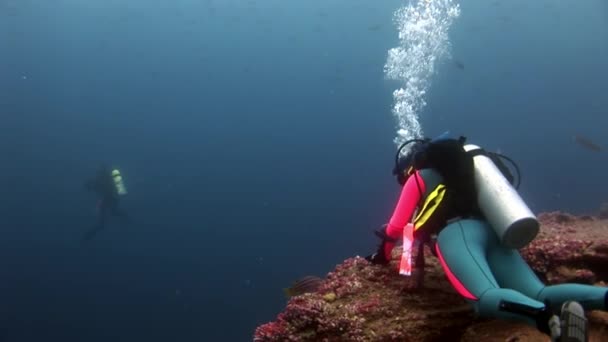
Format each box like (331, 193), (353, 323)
(254, 212), (608, 341)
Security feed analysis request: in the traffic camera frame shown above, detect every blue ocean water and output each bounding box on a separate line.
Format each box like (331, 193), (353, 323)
(1, 0), (607, 340)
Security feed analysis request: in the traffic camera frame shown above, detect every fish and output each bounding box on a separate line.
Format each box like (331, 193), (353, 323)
(573, 135), (603, 152)
(283, 276), (323, 298)
(368, 24), (382, 32)
(453, 60), (465, 70)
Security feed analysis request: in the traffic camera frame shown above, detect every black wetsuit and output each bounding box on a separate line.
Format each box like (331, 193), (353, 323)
(83, 167), (130, 241)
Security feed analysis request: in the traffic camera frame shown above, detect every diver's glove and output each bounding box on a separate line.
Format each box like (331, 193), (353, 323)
(365, 224), (397, 266)
(365, 251), (389, 265)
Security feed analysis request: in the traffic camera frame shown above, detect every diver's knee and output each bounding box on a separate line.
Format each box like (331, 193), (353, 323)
(477, 288), (544, 316)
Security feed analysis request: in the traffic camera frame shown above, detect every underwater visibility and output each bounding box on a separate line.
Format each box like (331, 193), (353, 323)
(2, 0), (608, 341)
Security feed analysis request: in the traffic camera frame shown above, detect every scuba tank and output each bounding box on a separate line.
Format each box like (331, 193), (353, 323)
(111, 169), (128, 196)
(463, 144), (539, 249)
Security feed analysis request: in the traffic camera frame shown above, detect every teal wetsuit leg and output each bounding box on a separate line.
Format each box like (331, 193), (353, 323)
(537, 284), (607, 311)
(436, 219), (545, 326)
(487, 239), (608, 312)
(486, 239), (545, 298)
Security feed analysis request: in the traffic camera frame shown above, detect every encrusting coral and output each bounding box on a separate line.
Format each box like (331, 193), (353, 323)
(254, 212), (608, 341)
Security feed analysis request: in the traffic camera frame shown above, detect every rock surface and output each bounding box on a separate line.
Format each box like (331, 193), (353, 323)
(254, 212), (608, 341)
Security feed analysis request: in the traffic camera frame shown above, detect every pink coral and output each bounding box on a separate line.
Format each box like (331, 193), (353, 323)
(253, 322), (289, 342)
(352, 296), (381, 315)
(254, 211), (608, 341)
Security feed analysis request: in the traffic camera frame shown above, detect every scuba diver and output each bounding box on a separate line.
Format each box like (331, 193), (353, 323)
(365, 133), (607, 342)
(83, 164), (130, 241)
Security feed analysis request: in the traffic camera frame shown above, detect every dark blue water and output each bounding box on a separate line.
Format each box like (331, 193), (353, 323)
(1, 0), (607, 341)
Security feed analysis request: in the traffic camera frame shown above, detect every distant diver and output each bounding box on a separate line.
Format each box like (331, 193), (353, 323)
(83, 164), (130, 241)
(573, 134), (602, 152)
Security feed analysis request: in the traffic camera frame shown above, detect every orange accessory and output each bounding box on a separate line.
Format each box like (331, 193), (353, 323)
(399, 223), (414, 276)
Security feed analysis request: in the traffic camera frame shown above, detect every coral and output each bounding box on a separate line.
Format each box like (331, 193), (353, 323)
(322, 292), (336, 302)
(599, 202), (608, 219)
(523, 212), (608, 283)
(254, 211), (608, 341)
(253, 322), (290, 342)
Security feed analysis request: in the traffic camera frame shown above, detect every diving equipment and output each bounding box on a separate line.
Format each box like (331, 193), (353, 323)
(393, 139), (428, 185)
(559, 301), (588, 342)
(499, 300), (559, 338)
(464, 144), (538, 249)
(392, 132), (453, 185)
(365, 225), (397, 265)
(399, 223), (414, 276)
(111, 169), (128, 196)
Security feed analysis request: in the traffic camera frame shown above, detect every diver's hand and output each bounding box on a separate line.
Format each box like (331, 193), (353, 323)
(365, 252), (389, 265)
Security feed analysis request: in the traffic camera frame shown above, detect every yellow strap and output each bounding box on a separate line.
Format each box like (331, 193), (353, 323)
(413, 184), (446, 230)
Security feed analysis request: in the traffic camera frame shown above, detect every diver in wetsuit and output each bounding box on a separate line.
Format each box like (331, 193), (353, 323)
(83, 165), (130, 241)
(365, 134), (606, 342)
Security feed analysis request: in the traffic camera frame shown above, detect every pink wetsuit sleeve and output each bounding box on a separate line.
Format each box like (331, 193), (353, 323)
(383, 171), (426, 259)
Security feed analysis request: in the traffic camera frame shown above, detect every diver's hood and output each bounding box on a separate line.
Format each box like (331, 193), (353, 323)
(392, 131), (452, 185)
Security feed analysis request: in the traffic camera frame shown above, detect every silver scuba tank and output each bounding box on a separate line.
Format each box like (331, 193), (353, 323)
(463, 144), (539, 249)
(111, 169), (128, 196)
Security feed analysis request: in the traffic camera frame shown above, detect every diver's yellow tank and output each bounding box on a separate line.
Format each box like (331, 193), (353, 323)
(464, 144), (539, 249)
(111, 169), (128, 196)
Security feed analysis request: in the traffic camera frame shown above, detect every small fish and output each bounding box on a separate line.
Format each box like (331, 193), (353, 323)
(283, 276), (323, 298)
(368, 24), (382, 32)
(573, 135), (603, 152)
(453, 60), (465, 70)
